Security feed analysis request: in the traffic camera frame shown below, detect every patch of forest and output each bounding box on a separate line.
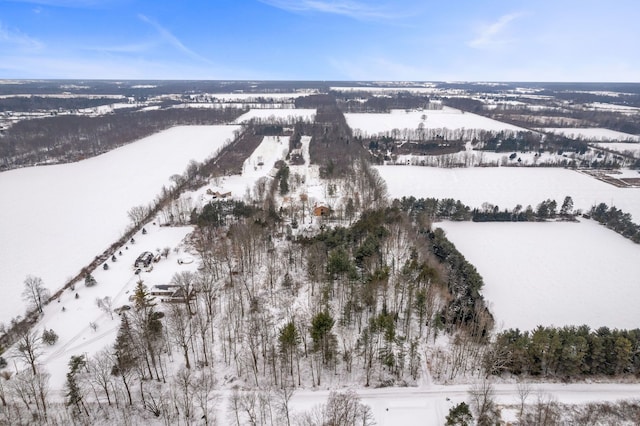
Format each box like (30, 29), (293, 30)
(294, 94), (370, 177)
(333, 90), (432, 113)
(396, 196), (579, 223)
(590, 203), (640, 243)
(0, 96), (120, 112)
(486, 326), (640, 377)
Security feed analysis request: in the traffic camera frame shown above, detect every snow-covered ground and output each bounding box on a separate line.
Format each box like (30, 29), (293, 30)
(437, 220), (640, 331)
(241, 135), (290, 178)
(585, 102), (640, 114)
(235, 108), (316, 123)
(376, 166), (640, 221)
(40, 225), (197, 394)
(540, 127), (640, 142)
(199, 135), (292, 202)
(393, 141), (572, 167)
(289, 382), (640, 426)
(4, 123), (640, 424)
(345, 107), (527, 135)
(0, 125), (238, 325)
(591, 142), (640, 158)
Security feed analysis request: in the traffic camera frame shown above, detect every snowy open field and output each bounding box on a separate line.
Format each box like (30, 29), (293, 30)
(345, 107), (526, 135)
(0, 125), (238, 325)
(438, 220), (640, 331)
(592, 142), (640, 158)
(376, 166), (640, 221)
(235, 108), (316, 123)
(540, 127), (640, 142)
(241, 135), (290, 178)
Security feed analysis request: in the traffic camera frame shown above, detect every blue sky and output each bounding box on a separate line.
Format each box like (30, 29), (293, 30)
(0, 0), (638, 81)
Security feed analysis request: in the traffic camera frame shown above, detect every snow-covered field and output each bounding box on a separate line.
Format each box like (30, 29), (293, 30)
(585, 102), (640, 114)
(345, 107), (527, 135)
(376, 166), (640, 221)
(437, 220), (640, 331)
(241, 135), (290, 178)
(0, 125), (238, 325)
(591, 142), (640, 158)
(393, 141), (571, 167)
(540, 127), (640, 142)
(235, 108), (316, 123)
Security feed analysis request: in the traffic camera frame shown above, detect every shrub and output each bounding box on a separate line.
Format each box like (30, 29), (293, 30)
(42, 328), (59, 345)
(85, 273), (97, 287)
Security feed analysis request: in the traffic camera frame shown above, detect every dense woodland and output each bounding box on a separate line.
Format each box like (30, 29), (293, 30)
(487, 326), (640, 377)
(0, 96), (119, 112)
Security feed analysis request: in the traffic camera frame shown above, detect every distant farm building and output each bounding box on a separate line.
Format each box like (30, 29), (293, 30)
(313, 205), (330, 217)
(206, 189), (232, 199)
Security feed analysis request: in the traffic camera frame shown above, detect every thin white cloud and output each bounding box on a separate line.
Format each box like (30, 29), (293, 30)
(469, 12), (523, 49)
(260, 0), (398, 20)
(138, 14), (213, 65)
(0, 22), (43, 50)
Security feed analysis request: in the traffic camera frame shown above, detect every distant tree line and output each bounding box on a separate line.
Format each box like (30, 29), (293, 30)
(590, 203), (640, 243)
(427, 228), (493, 337)
(333, 90), (433, 113)
(395, 196), (577, 223)
(0, 96), (120, 112)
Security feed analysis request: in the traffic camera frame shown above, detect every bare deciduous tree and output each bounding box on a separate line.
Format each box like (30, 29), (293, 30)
(87, 349), (115, 406)
(469, 379), (500, 426)
(276, 386), (295, 426)
(21, 275), (50, 314)
(297, 390), (375, 426)
(127, 205), (148, 228)
(517, 379), (532, 421)
(96, 296), (115, 320)
(13, 330), (42, 375)
(167, 304), (193, 369)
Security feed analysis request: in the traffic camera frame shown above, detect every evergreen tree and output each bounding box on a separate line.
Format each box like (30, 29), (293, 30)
(310, 311), (336, 364)
(84, 273), (97, 287)
(279, 321), (301, 384)
(66, 355), (88, 417)
(446, 402), (473, 425)
(112, 314), (136, 405)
